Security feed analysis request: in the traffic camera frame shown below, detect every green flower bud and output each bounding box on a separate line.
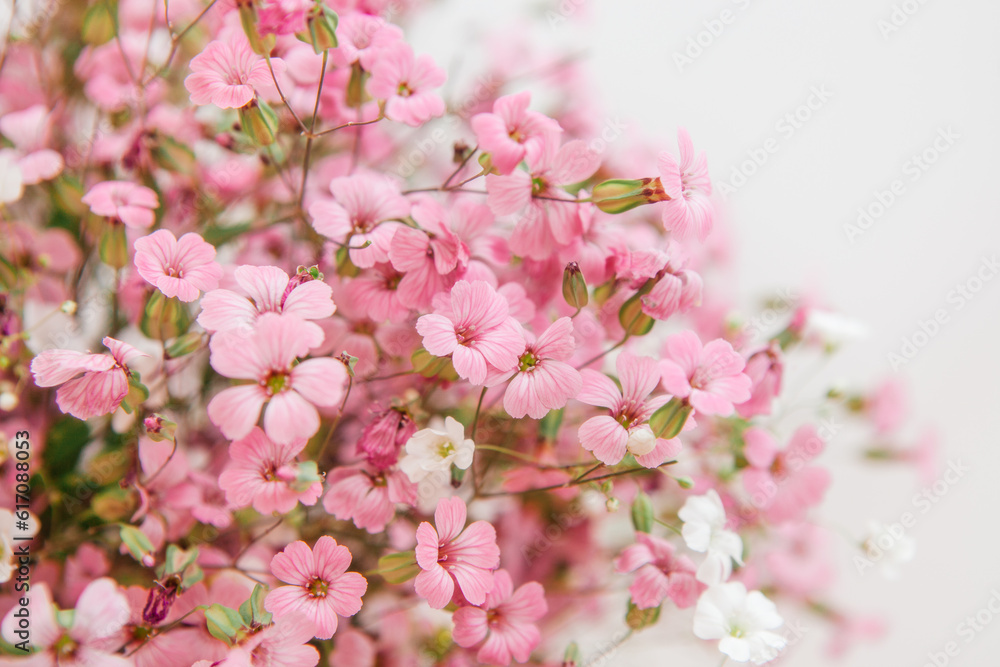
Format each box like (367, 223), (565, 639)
(562, 262), (589, 310)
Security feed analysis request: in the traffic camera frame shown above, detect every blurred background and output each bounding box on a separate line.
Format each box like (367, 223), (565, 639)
(409, 0), (1000, 664)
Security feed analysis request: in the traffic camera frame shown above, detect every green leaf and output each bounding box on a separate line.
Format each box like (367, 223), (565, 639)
(202, 223), (252, 247)
(538, 408), (564, 442)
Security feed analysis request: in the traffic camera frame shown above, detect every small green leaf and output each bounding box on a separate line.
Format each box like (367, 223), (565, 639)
(120, 524), (154, 565)
(205, 604), (246, 646)
(626, 599), (661, 631)
(377, 551), (421, 584)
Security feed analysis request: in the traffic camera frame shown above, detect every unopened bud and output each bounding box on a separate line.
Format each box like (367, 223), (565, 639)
(591, 177), (670, 214)
(562, 262), (589, 310)
(0, 392), (18, 412)
(238, 99), (279, 146)
(144, 414), (177, 442)
(60, 300), (77, 315)
(299, 3), (339, 53)
(619, 288), (655, 336)
(631, 492), (654, 533)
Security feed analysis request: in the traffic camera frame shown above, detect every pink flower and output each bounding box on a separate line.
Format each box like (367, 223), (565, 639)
(659, 330), (751, 416)
(765, 522), (835, 598)
(258, 0), (310, 35)
(452, 569), (547, 666)
(389, 198), (468, 309)
(323, 464), (417, 533)
(343, 262), (411, 323)
(742, 426), (830, 524)
(218, 427), (322, 515)
(264, 537), (368, 639)
(640, 267), (703, 321)
(0, 104), (63, 184)
(30, 337), (145, 420)
(614, 532), (702, 609)
(577, 353), (682, 468)
(415, 496), (500, 609)
(487, 317), (583, 419)
(356, 407), (417, 470)
(133, 230), (223, 302)
(366, 42), (446, 126)
(308, 172), (410, 269)
(735, 342), (784, 419)
(415, 280), (526, 385)
(486, 134), (601, 260)
(81, 180), (159, 228)
(470, 91), (561, 175)
(335, 13), (404, 69)
(198, 265), (336, 333)
(1, 579), (132, 666)
(207, 313), (348, 444)
(657, 128), (714, 241)
(197, 612), (321, 666)
(185, 34), (284, 109)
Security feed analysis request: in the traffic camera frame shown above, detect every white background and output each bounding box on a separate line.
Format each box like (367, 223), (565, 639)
(411, 0), (1000, 664)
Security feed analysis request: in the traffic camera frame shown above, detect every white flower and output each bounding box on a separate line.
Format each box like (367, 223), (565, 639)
(0, 150), (24, 204)
(861, 521), (916, 579)
(678, 489), (744, 584)
(399, 416), (475, 484)
(804, 309), (868, 346)
(693, 582), (786, 664)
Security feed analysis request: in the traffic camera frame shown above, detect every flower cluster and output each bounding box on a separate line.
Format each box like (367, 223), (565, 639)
(0, 2), (934, 665)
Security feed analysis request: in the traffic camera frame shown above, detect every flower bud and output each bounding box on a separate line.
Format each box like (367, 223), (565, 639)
(562, 262), (589, 310)
(299, 2), (339, 53)
(591, 177), (670, 214)
(144, 414), (177, 442)
(141, 290), (191, 341)
(238, 99), (279, 146)
(619, 288), (655, 337)
(60, 300), (77, 315)
(99, 224), (130, 269)
(0, 392), (18, 412)
(631, 492), (654, 533)
(238, 0), (275, 56)
(648, 397), (692, 440)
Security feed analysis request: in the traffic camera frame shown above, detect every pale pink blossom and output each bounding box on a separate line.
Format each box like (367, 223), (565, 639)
(452, 569), (547, 665)
(641, 267), (703, 321)
(81, 180), (160, 228)
(218, 427), (322, 515)
(198, 265), (336, 333)
(335, 13), (404, 69)
(194, 612), (320, 666)
(470, 91), (561, 175)
(133, 230), (223, 302)
(309, 172), (410, 268)
(323, 464), (417, 533)
(765, 523), (835, 598)
(486, 133), (600, 260)
(0, 104), (63, 184)
(185, 34), (284, 109)
(258, 0), (310, 35)
(30, 337), (145, 420)
(366, 42), (446, 126)
(577, 353), (682, 468)
(264, 537), (368, 639)
(487, 317), (582, 419)
(735, 342), (784, 419)
(742, 426), (830, 525)
(415, 280), (526, 385)
(657, 128), (714, 241)
(415, 496), (500, 609)
(389, 198), (468, 309)
(659, 330), (751, 417)
(614, 532), (702, 609)
(1, 579), (132, 666)
(207, 313), (348, 444)
(343, 263), (411, 323)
